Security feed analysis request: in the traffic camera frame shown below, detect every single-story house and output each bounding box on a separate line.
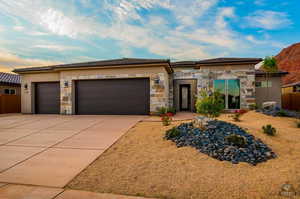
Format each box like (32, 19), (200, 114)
(0, 72), (21, 95)
(13, 57), (287, 115)
(0, 72), (21, 114)
(282, 81), (300, 94)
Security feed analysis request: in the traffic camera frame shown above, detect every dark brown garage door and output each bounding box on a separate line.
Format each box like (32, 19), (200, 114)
(76, 78), (150, 115)
(35, 82), (60, 114)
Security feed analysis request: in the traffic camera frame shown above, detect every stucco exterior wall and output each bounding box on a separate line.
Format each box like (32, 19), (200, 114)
(20, 72), (60, 113)
(256, 76), (282, 108)
(59, 66), (169, 114)
(0, 85), (21, 95)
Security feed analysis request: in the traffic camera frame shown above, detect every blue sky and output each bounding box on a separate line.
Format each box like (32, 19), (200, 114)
(0, 0), (299, 72)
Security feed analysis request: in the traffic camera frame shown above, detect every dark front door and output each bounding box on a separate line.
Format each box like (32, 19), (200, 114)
(75, 78), (150, 115)
(180, 84), (191, 111)
(35, 82), (60, 114)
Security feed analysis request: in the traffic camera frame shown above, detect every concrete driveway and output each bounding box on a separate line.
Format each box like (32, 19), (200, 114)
(0, 114), (145, 188)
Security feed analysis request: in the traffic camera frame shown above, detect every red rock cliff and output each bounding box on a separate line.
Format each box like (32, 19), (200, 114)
(276, 42), (300, 85)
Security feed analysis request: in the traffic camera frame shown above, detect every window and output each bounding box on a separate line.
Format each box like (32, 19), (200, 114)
(214, 79), (240, 109)
(3, 89), (16, 95)
(255, 82), (262, 88)
(4, 89), (10, 94)
(293, 85), (300, 92)
(255, 81), (272, 88)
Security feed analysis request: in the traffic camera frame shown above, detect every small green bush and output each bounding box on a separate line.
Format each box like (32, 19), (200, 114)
(157, 107), (167, 115)
(276, 110), (287, 117)
(165, 127), (181, 139)
(167, 107), (176, 115)
(225, 134), (247, 148)
(262, 124), (276, 136)
(249, 103), (258, 110)
(195, 90), (225, 119)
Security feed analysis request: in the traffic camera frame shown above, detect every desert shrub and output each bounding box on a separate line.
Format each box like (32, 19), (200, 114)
(157, 107), (167, 115)
(225, 134), (247, 148)
(161, 113), (172, 126)
(262, 124), (276, 136)
(196, 90), (225, 119)
(167, 107), (176, 115)
(231, 109), (248, 122)
(296, 120), (300, 128)
(165, 127), (181, 139)
(276, 110), (288, 117)
(249, 103), (258, 110)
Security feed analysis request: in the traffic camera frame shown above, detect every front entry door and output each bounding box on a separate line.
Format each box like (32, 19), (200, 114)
(180, 84), (191, 111)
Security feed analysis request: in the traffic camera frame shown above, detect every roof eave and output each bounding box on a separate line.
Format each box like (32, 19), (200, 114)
(195, 61), (262, 68)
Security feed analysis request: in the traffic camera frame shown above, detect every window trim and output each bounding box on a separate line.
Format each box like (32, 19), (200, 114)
(3, 88), (16, 95)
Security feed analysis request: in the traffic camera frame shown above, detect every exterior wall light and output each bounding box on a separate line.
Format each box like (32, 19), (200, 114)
(24, 83), (28, 90)
(154, 77), (160, 85)
(64, 81), (69, 88)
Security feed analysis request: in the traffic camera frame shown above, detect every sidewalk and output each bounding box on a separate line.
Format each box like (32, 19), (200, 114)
(0, 184), (157, 199)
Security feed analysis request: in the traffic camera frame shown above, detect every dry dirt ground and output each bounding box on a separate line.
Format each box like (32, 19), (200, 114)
(68, 111), (300, 199)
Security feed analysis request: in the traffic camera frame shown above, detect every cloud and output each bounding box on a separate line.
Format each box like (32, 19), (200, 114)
(246, 35), (286, 49)
(13, 26), (25, 31)
(0, 1), (98, 38)
(254, 0), (266, 6)
(245, 10), (292, 30)
(0, 50), (62, 72)
(33, 44), (83, 51)
(0, 0), (287, 62)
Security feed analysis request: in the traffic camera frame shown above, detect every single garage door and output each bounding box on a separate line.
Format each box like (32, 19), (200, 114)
(76, 78), (150, 115)
(35, 82), (60, 114)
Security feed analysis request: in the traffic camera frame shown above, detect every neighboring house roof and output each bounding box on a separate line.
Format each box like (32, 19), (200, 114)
(196, 57), (262, 65)
(282, 81), (300, 88)
(0, 72), (21, 85)
(255, 70), (289, 77)
(13, 58), (172, 73)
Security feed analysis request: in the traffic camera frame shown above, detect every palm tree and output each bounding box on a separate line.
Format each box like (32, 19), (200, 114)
(261, 56), (278, 101)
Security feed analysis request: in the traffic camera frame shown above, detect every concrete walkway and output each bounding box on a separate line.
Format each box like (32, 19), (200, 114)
(143, 112), (196, 122)
(0, 184), (156, 199)
(0, 114), (145, 188)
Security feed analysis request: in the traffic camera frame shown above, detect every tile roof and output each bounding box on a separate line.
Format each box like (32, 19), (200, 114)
(0, 72), (21, 84)
(13, 58), (171, 73)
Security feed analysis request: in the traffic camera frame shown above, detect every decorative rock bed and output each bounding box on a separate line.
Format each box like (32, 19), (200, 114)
(165, 120), (277, 166)
(257, 107), (300, 118)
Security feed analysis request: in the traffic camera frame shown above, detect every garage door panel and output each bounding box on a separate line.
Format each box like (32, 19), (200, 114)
(76, 79), (149, 115)
(35, 82), (60, 114)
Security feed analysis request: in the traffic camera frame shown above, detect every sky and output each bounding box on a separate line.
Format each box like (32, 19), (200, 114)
(0, 0), (299, 72)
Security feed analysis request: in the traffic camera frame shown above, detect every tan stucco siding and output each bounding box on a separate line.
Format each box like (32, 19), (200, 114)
(0, 85), (21, 95)
(20, 66), (169, 114)
(21, 72), (60, 113)
(60, 66), (169, 114)
(255, 76), (282, 108)
(282, 87), (293, 94)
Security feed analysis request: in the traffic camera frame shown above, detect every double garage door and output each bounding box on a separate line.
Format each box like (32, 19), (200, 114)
(35, 78), (150, 115)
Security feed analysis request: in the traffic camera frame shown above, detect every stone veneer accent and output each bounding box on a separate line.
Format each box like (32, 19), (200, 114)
(172, 68), (255, 109)
(60, 73), (168, 115)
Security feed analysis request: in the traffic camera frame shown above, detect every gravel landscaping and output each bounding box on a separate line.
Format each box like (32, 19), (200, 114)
(68, 111), (300, 199)
(257, 107), (300, 118)
(165, 120), (276, 165)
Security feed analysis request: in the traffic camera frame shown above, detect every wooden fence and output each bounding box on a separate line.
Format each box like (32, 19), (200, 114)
(0, 94), (21, 114)
(282, 93), (300, 111)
